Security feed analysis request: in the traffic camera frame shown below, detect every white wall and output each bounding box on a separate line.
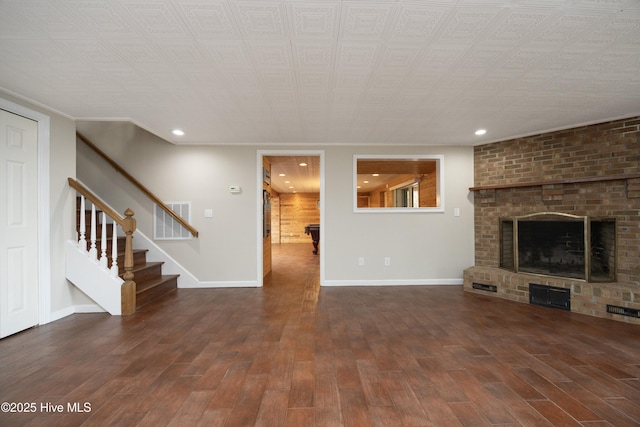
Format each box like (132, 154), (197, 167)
(77, 121), (474, 287)
(323, 145), (474, 285)
(0, 90), (89, 320)
(77, 122), (258, 285)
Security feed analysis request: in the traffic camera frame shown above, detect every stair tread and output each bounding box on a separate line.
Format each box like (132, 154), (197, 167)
(93, 246), (147, 254)
(135, 275), (179, 309)
(128, 261), (164, 272)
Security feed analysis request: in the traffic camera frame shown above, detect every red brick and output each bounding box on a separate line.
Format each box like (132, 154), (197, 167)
(470, 117), (640, 323)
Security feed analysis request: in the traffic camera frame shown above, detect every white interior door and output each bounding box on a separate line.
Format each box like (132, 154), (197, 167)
(0, 109), (39, 338)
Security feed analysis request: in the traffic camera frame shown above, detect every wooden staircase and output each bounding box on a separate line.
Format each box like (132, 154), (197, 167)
(77, 199), (179, 311)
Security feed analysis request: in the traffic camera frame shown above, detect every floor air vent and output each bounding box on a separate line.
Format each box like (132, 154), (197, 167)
(607, 305), (640, 318)
(529, 283), (570, 311)
(472, 282), (497, 292)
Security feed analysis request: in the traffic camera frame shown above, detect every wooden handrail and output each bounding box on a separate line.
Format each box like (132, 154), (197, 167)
(68, 178), (125, 226)
(469, 173), (640, 191)
(76, 131), (199, 238)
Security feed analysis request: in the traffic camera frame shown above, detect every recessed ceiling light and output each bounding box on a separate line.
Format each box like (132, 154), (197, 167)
(475, 129), (487, 136)
(299, 162), (307, 167)
(172, 129), (185, 136)
(279, 173), (286, 177)
(363, 180), (369, 184)
(372, 173), (379, 176)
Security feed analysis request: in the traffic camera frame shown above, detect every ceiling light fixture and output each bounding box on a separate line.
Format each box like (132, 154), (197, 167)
(299, 162), (307, 166)
(279, 173), (286, 177)
(475, 129), (487, 136)
(172, 129), (185, 136)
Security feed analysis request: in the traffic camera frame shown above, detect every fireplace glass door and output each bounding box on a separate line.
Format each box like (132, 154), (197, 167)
(500, 213), (615, 282)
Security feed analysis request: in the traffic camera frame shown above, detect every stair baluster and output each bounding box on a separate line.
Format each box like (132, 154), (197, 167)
(99, 212), (108, 269)
(110, 219), (119, 278)
(89, 204), (97, 261)
(78, 195), (87, 251)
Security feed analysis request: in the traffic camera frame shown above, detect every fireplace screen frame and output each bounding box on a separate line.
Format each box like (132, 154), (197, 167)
(500, 212), (616, 282)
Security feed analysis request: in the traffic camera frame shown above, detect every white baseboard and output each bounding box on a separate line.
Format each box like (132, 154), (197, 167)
(74, 304), (107, 313)
(321, 279), (463, 287)
(179, 280), (259, 288)
(131, 231), (261, 289)
(49, 303), (106, 323)
(49, 306), (75, 322)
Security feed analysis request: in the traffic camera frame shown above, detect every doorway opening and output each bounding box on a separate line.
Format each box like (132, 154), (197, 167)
(257, 151), (324, 288)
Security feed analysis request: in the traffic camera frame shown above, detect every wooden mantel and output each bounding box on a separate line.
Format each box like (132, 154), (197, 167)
(469, 173), (640, 192)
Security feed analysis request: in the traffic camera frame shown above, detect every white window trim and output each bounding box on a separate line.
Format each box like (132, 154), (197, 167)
(353, 154), (445, 213)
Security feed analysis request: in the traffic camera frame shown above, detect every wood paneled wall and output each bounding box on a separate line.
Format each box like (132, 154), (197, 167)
(360, 172), (437, 208)
(271, 194), (280, 244)
(273, 193), (320, 244)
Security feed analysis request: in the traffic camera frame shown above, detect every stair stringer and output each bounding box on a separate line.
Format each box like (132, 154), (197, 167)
(65, 241), (123, 315)
(131, 229), (199, 288)
(131, 230), (259, 288)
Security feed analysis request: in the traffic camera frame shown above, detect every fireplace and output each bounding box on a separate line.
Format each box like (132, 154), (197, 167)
(500, 213), (616, 282)
(465, 117), (639, 323)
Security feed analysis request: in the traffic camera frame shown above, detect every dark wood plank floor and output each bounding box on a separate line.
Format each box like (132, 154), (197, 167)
(1, 243), (639, 426)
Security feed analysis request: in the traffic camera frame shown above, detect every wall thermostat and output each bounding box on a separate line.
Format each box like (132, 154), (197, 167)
(229, 185), (241, 193)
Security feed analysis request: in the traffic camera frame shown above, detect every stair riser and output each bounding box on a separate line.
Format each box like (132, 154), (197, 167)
(115, 250), (147, 268)
(77, 238), (146, 266)
(103, 251), (147, 270)
(128, 264), (163, 283)
(136, 277), (178, 309)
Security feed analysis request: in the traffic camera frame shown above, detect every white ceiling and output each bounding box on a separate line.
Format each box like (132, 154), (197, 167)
(267, 155), (321, 193)
(1, 0), (639, 147)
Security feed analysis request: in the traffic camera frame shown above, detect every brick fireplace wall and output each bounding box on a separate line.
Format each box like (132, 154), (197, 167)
(464, 116), (640, 324)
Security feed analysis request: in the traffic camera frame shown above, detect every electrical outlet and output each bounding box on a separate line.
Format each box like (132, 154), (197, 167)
(358, 257), (365, 266)
(384, 257), (391, 266)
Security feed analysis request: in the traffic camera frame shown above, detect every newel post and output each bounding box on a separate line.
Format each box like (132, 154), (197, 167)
(121, 208), (137, 315)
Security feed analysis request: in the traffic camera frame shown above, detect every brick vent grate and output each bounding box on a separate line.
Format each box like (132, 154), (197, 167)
(529, 283), (571, 311)
(606, 305), (640, 318)
(472, 282), (497, 292)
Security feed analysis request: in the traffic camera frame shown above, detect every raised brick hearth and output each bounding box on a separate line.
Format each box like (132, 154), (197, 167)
(464, 116), (640, 324)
